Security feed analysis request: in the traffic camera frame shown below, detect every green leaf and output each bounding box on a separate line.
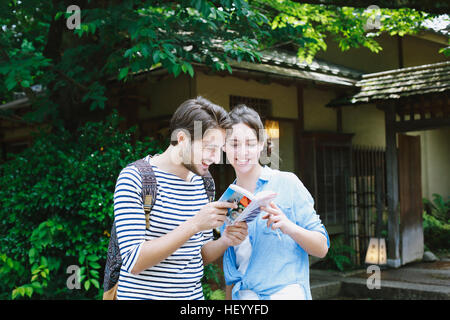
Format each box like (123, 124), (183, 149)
(25, 287), (33, 298)
(183, 62), (194, 78)
(84, 280), (91, 291)
(91, 279), (100, 289)
(12, 289), (19, 300)
(118, 67), (129, 80)
(86, 255), (99, 262)
(90, 269), (99, 278)
(6, 77), (17, 91)
(153, 50), (161, 64)
(55, 11), (64, 20)
(89, 261), (101, 269)
(40, 256), (48, 266)
(172, 63), (181, 77)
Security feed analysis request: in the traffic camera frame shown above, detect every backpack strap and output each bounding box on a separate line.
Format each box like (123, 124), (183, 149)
(201, 171), (219, 239)
(201, 171), (215, 203)
(129, 157), (158, 229)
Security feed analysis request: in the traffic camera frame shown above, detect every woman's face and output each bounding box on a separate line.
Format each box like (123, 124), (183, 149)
(225, 122), (264, 174)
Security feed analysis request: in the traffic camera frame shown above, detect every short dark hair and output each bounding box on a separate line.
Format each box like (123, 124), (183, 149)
(169, 96), (231, 145)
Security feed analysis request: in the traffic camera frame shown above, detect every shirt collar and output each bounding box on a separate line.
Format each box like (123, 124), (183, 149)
(259, 165), (273, 182)
(231, 165), (273, 187)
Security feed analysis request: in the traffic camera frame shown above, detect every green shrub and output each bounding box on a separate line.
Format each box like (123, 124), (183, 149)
(423, 214), (450, 252)
(0, 111), (166, 299)
(422, 194), (450, 252)
(202, 263), (226, 300)
(423, 194), (449, 223)
(312, 235), (356, 272)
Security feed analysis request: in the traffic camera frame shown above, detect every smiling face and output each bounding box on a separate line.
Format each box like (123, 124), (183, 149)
(179, 127), (226, 176)
(224, 122), (265, 174)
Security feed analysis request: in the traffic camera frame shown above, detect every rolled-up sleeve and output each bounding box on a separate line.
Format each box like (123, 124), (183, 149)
(113, 166), (146, 273)
(290, 173), (330, 248)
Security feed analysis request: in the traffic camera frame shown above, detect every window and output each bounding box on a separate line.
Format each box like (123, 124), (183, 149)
(229, 95), (272, 119)
(299, 132), (353, 227)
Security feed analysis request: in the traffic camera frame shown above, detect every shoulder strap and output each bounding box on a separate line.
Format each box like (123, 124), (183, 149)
(128, 157), (158, 229)
(201, 171), (215, 203)
(201, 171), (219, 239)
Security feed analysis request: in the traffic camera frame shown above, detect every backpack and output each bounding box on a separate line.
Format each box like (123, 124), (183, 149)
(102, 157), (215, 300)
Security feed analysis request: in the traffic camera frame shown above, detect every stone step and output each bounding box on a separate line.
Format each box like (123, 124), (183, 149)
(340, 277), (450, 300)
(311, 279), (342, 300)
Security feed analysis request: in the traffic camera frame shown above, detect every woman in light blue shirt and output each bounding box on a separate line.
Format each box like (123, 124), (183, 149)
(221, 104), (330, 300)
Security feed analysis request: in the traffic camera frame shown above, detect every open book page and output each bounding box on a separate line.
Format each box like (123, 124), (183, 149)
(218, 184), (277, 225)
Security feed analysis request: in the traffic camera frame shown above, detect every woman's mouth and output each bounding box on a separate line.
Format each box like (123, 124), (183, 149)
(236, 159), (250, 166)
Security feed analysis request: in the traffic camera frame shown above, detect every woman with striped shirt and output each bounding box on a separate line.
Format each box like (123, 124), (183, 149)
(114, 97), (248, 300)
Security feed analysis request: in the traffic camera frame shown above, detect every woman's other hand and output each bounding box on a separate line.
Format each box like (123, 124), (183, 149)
(261, 202), (295, 235)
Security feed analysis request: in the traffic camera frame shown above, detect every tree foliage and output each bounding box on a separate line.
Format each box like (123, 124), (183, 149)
(0, 112), (167, 299)
(0, 0), (442, 126)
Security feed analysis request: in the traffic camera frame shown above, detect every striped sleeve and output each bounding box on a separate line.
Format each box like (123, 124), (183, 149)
(202, 229), (214, 244)
(114, 166), (146, 273)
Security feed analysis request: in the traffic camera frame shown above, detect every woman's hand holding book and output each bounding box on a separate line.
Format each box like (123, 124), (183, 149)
(221, 221), (248, 247)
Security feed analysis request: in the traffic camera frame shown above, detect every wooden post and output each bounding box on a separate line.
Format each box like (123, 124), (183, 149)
(296, 84), (304, 178)
(384, 103), (402, 268)
(337, 106), (343, 133)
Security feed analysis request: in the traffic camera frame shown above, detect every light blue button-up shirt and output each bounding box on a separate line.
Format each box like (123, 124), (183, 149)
(221, 166), (330, 300)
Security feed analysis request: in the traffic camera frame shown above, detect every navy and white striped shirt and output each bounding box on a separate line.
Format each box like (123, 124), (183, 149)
(114, 155), (212, 300)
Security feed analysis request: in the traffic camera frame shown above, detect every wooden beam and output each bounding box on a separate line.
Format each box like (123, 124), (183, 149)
(384, 103), (401, 268)
(393, 117), (450, 132)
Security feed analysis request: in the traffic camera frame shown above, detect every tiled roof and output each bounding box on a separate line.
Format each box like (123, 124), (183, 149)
(328, 61), (450, 107)
(227, 49), (363, 87)
(259, 49), (363, 80)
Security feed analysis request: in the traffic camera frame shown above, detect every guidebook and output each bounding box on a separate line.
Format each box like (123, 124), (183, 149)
(218, 184), (277, 225)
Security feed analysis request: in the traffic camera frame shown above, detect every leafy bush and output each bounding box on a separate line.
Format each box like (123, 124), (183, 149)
(0, 111), (166, 299)
(423, 194), (450, 251)
(423, 194), (449, 223)
(202, 263), (226, 300)
(312, 235), (356, 272)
